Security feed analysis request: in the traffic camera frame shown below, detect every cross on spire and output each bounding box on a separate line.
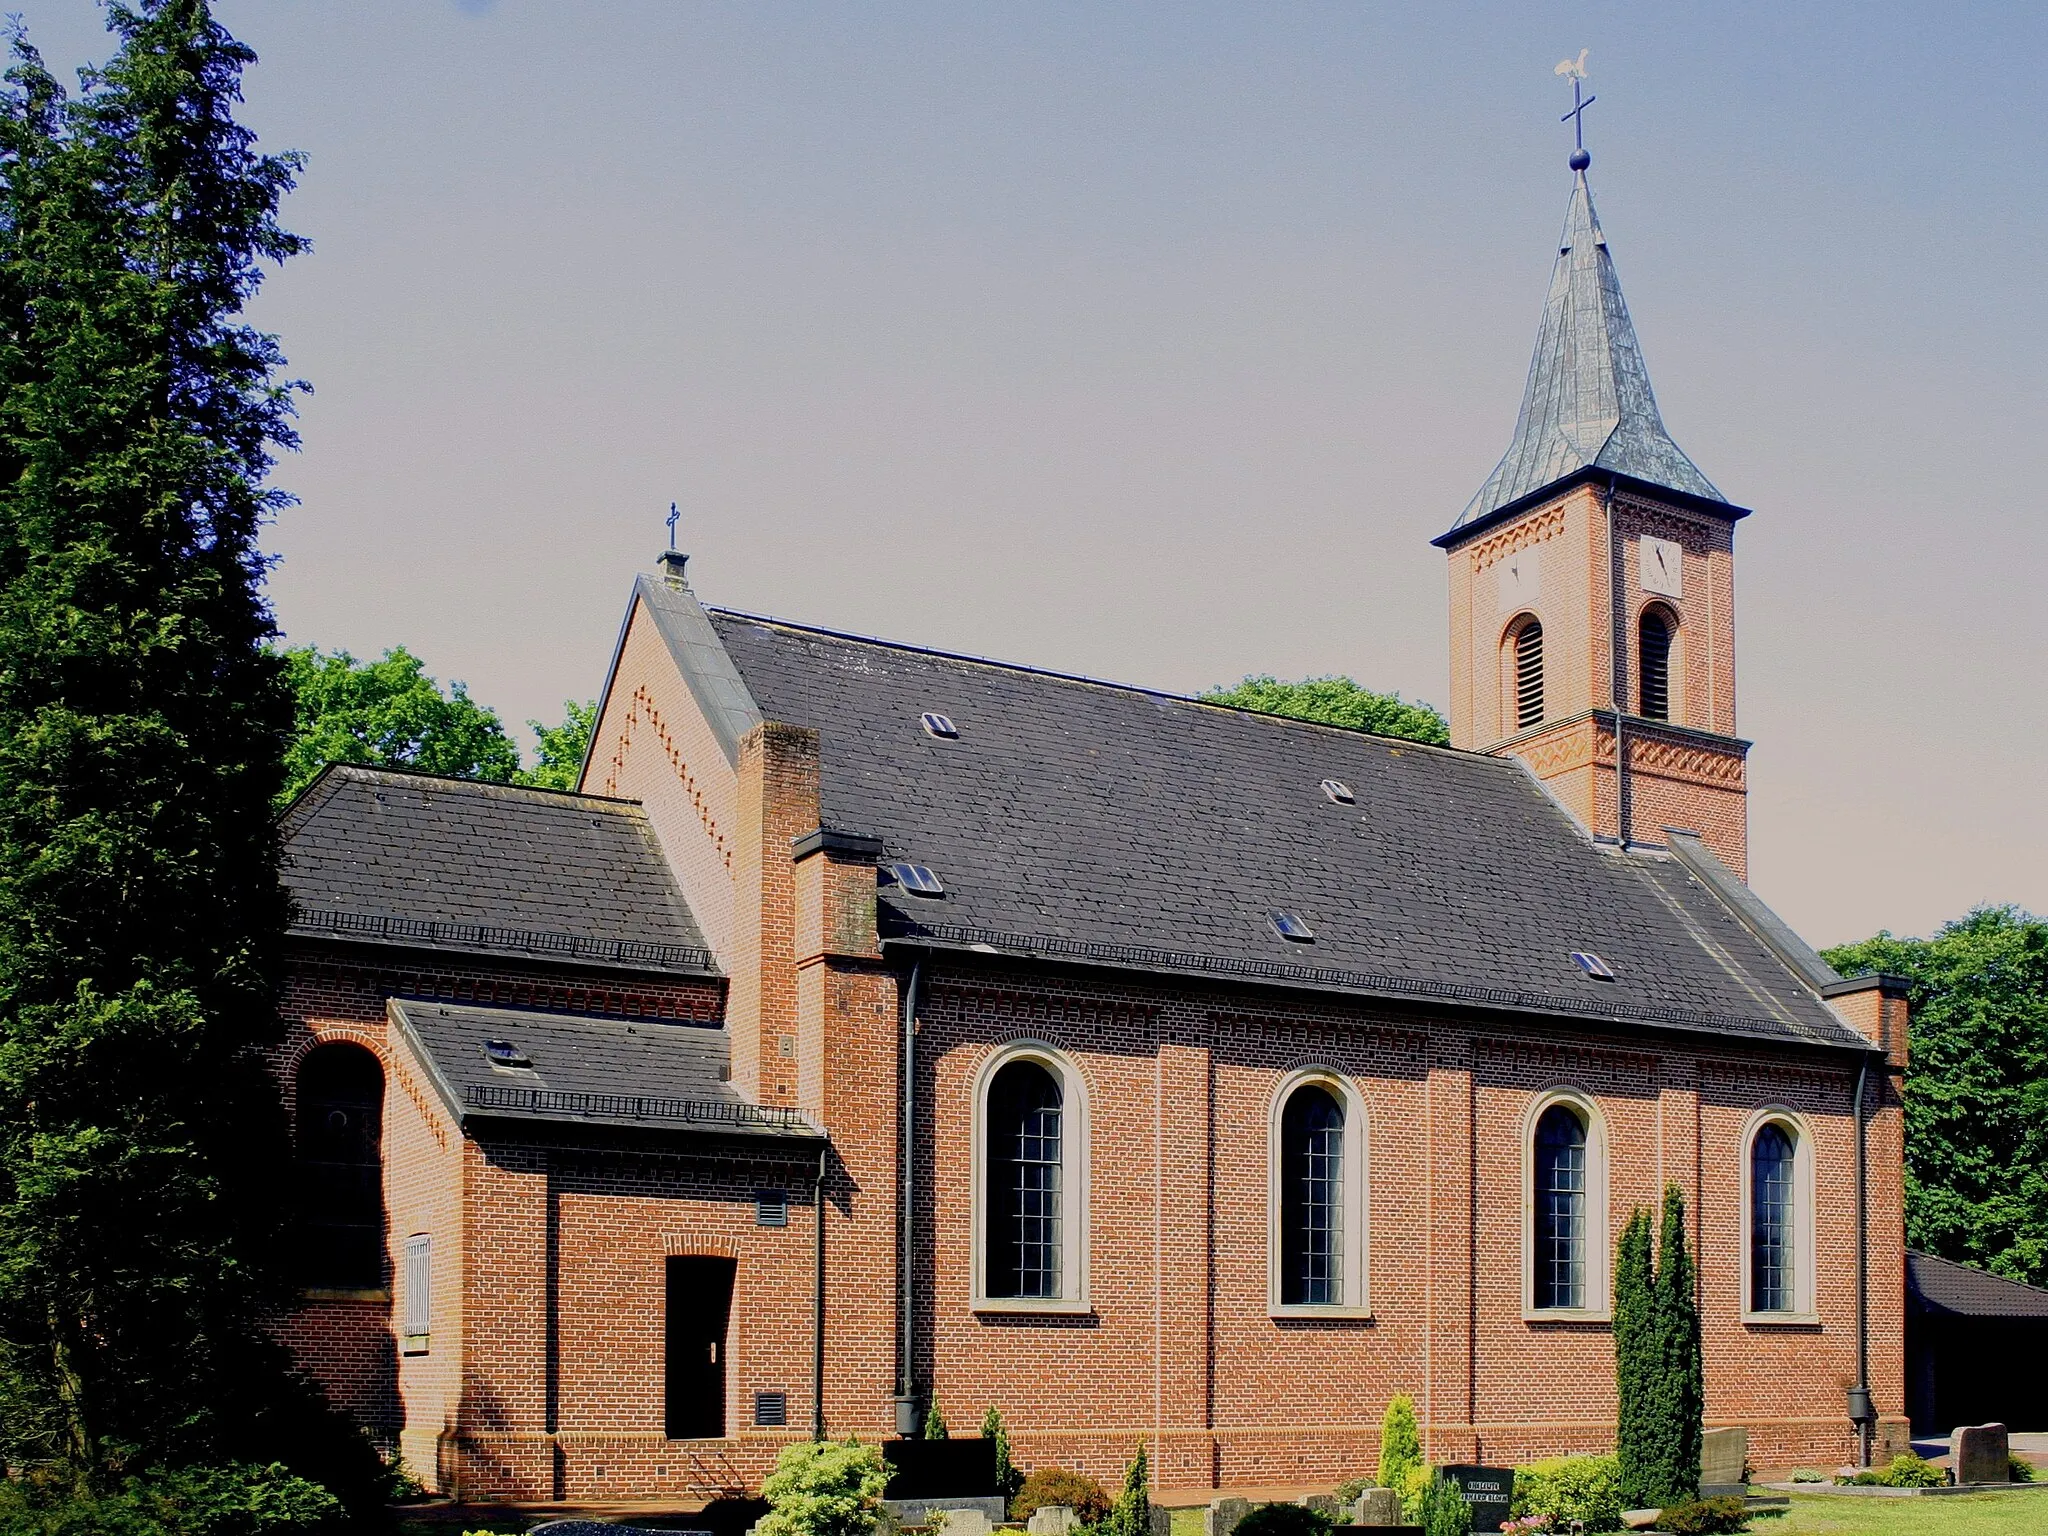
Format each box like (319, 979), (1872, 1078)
(666, 501), (680, 551)
(1555, 49), (1595, 169)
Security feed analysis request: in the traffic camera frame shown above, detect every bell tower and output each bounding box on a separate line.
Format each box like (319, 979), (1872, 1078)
(1435, 137), (1751, 877)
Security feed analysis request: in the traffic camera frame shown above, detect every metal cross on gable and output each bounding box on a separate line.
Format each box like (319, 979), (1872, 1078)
(666, 500), (680, 550)
(1556, 50), (1596, 156)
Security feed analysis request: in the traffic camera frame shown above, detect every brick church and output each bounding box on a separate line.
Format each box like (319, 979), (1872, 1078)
(274, 149), (1910, 1502)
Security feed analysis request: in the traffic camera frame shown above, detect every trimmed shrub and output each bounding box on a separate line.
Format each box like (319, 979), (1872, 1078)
(1101, 1444), (1151, 1536)
(1235, 1505), (1332, 1536)
(982, 1406), (1023, 1503)
(0, 1464), (344, 1536)
(1013, 1467), (1112, 1524)
(1653, 1497), (1749, 1536)
(1509, 1455), (1624, 1534)
(1378, 1396), (1421, 1491)
(2011, 1455), (2036, 1484)
(757, 1438), (890, 1536)
(1418, 1474), (1471, 1536)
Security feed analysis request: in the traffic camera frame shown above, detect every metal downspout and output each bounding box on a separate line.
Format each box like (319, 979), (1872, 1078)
(1851, 1051), (1874, 1464)
(896, 954), (926, 1431)
(1605, 478), (1629, 845)
(813, 1143), (829, 1439)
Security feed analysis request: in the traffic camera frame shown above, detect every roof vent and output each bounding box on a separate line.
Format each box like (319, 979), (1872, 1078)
(1321, 779), (1355, 804)
(1571, 951), (1617, 981)
(482, 1038), (532, 1069)
(920, 712), (958, 739)
(888, 863), (946, 897)
(1269, 910), (1316, 943)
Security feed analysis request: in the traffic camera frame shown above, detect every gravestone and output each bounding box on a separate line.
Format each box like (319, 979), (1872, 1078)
(1205, 1496), (1252, 1536)
(1150, 1508), (1174, 1536)
(1440, 1466), (1513, 1536)
(1028, 1506), (1079, 1536)
(943, 1509), (994, 1536)
(1700, 1426), (1749, 1496)
(1954, 1422), (2010, 1485)
(883, 1497), (1008, 1529)
(1351, 1489), (1402, 1527)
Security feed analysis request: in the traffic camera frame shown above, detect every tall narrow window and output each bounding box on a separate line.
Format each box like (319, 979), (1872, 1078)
(1751, 1122), (1797, 1313)
(1280, 1085), (1345, 1305)
(1515, 621), (1545, 729)
(1639, 610), (1673, 721)
(295, 1043), (386, 1289)
(1533, 1103), (1588, 1309)
(986, 1060), (1064, 1299)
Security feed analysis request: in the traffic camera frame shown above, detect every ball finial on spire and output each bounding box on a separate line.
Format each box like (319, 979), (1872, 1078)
(1570, 147), (1591, 171)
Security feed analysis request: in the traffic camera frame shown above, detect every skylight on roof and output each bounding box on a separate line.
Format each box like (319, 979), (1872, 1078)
(1269, 910), (1315, 943)
(1321, 779), (1355, 804)
(1571, 951), (1617, 981)
(920, 712), (958, 739)
(889, 863), (945, 897)
(482, 1038), (532, 1069)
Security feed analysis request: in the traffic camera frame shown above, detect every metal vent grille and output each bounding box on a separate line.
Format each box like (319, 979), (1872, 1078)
(753, 1391), (788, 1427)
(1515, 621), (1544, 729)
(1639, 610), (1672, 722)
(756, 1189), (789, 1227)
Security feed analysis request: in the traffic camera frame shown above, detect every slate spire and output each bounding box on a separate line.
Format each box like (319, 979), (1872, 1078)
(1448, 155), (1725, 535)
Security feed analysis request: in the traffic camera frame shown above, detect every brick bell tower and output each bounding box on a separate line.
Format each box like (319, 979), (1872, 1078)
(1434, 140), (1752, 877)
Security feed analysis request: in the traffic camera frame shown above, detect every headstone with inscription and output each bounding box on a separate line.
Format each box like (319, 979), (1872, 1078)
(1441, 1466), (1513, 1536)
(1028, 1507), (1079, 1536)
(1700, 1426), (1749, 1496)
(1954, 1422), (2010, 1485)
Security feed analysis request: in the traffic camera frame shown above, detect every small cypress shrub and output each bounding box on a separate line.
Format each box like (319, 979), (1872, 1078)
(1419, 1473), (1472, 1536)
(1377, 1395), (1421, 1491)
(1102, 1442), (1150, 1536)
(982, 1406), (1022, 1502)
(923, 1398), (950, 1440)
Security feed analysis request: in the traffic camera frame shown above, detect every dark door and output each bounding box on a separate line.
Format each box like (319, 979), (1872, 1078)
(666, 1255), (736, 1439)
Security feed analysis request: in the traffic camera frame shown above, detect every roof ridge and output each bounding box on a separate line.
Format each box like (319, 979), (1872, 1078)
(705, 605), (1488, 763)
(304, 762), (647, 809)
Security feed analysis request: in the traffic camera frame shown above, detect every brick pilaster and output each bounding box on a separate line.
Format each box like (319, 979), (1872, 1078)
(730, 722), (820, 1104)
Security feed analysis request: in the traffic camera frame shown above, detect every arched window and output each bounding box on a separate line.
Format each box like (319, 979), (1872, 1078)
(1533, 1103), (1588, 1310)
(1743, 1111), (1814, 1319)
(1280, 1085), (1345, 1305)
(296, 1043), (386, 1289)
(978, 1056), (1064, 1302)
(1639, 609), (1674, 721)
(1514, 620), (1545, 729)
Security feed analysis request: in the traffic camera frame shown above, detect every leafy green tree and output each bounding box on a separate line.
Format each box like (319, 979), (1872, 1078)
(1201, 675), (1449, 745)
(1612, 1209), (1657, 1507)
(1824, 906), (2048, 1284)
(278, 644), (519, 801)
(0, 0), (373, 1499)
(516, 698), (595, 791)
(1376, 1393), (1421, 1489)
(757, 1438), (888, 1536)
(1645, 1186), (1703, 1506)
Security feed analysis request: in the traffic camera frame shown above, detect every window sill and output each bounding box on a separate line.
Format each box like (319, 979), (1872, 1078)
(1523, 1306), (1611, 1324)
(972, 1297), (1093, 1316)
(300, 1287), (390, 1304)
(1742, 1311), (1820, 1327)
(1270, 1304), (1373, 1321)
(401, 1335), (430, 1356)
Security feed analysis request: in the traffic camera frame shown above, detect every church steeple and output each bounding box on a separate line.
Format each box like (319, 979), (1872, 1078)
(1445, 153), (1725, 538)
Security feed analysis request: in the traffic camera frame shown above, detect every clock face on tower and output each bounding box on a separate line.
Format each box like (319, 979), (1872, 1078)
(1497, 549), (1541, 613)
(1640, 536), (1683, 599)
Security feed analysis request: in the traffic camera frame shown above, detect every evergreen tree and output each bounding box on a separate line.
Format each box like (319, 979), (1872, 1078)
(1418, 1473), (1471, 1536)
(1645, 1186), (1703, 1504)
(1376, 1394), (1421, 1490)
(922, 1396), (949, 1440)
(0, 0), (367, 1497)
(981, 1405), (1021, 1503)
(1612, 1207), (1656, 1507)
(1103, 1441), (1149, 1536)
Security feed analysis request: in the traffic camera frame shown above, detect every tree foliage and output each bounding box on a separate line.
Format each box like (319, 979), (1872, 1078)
(0, 0), (379, 1503)
(1201, 675), (1449, 746)
(756, 1439), (888, 1536)
(1612, 1209), (1656, 1508)
(1647, 1186), (1703, 1506)
(519, 698), (594, 792)
(981, 1405), (1022, 1504)
(1100, 1442), (1149, 1536)
(278, 644), (517, 801)
(1824, 905), (2048, 1285)
(1376, 1393), (1421, 1489)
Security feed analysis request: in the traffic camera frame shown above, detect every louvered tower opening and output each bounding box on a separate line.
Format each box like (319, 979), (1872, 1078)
(1514, 621), (1544, 729)
(1639, 610), (1672, 722)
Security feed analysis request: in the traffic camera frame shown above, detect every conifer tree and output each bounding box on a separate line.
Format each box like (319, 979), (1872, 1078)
(1612, 1208), (1657, 1507)
(982, 1405), (1021, 1503)
(922, 1396), (949, 1439)
(1103, 1441), (1149, 1536)
(1646, 1185), (1704, 1504)
(1376, 1393), (1421, 1490)
(0, 0), (355, 1492)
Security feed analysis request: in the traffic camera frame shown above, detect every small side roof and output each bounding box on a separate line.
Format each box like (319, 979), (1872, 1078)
(282, 765), (717, 975)
(1908, 1251), (2048, 1319)
(388, 998), (821, 1140)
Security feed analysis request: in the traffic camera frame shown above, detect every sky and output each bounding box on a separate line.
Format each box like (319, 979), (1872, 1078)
(14, 1), (2047, 948)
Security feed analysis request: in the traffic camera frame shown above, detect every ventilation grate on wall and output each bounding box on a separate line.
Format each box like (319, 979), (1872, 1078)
(754, 1391), (788, 1427)
(1515, 621), (1545, 729)
(756, 1189), (789, 1228)
(1639, 610), (1672, 722)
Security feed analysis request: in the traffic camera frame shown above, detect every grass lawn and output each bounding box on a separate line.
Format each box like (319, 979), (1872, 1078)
(1773, 1490), (2048, 1536)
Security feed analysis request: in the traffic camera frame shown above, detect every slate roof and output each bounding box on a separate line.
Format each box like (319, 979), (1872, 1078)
(1445, 163), (1730, 540)
(1908, 1251), (2048, 1319)
(706, 608), (1867, 1051)
(281, 766), (716, 975)
(388, 998), (819, 1139)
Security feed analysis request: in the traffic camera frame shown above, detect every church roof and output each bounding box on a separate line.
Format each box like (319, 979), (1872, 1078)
(388, 998), (819, 1140)
(1908, 1251), (2048, 1319)
(1444, 162), (1730, 541)
(281, 765), (717, 975)
(706, 610), (1865, 1052)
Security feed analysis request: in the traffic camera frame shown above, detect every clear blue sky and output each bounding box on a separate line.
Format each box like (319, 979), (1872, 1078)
(16, 2), (2048, 946)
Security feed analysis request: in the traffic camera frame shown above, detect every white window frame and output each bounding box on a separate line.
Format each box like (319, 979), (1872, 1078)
(401, 1233), (431, 1354)
(1740, 1106), (1818, 1323)
(1521, 1087), (1611, 1321)
(971, 1040), (1091, 1314)
(1267, 1067), (1371, 1318)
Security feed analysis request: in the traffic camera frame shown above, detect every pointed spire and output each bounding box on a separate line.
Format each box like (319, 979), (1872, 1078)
(1447, 158), (1725, 536)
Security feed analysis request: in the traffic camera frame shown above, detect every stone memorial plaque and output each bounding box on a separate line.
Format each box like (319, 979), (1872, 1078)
(1028, 1507), (1079, 1536)
(1954, 1422), (2010, 1485)
(1442, 1465), (1514, 1535)
(1700, 1425), (1748, 1496)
